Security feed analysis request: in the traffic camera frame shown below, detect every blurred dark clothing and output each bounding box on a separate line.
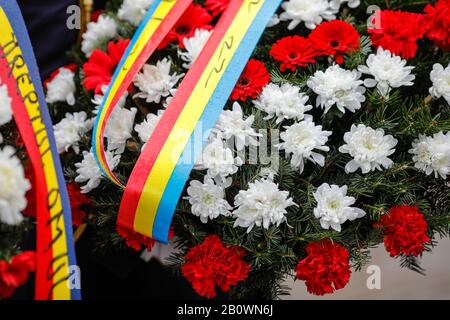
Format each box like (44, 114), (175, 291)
(77, 228), (197, 300)
(17, 0), (78, 79)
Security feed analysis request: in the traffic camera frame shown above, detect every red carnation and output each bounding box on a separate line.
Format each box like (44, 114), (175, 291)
(91, 9), (103, 23)
(117, 225), (174, 252)
(44, 64), (77, 89)
(181, 235), (250, 299)
(230, 59), (270, 101)
(117, 225), (157, 251)
(368, 10), (427, 59)
(295, 239), (351, 296)
(67, 183), (91, 227)
(309, 20), (360, 64)
(159, 4), (212, 49)
(83, 38), (130, 94)
(424, 0), (450, 51)
(0, 251), (36, 300)
(270, 36), (317, 72)
(375, 205), (430, 257)
(205, 0), (230, 17)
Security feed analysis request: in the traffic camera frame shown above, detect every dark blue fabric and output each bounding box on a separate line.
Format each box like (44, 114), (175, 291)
(17, 0), (78, 79)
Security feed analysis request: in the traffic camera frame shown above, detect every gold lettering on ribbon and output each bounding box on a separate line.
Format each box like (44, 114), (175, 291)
(203, 0), (263, 89)
(204, 36), (235, 89)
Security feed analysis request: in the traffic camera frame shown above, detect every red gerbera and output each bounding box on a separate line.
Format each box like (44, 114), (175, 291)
(83, 38), (130, 94)
(270, 36), (317, 72)
(375, 205), (430, 257)
(0, 251), (36, 300)
(424, 0), (450, 51)
(159, 4), (212, 49)
(230, 59), (270, 101)
(205, 0), (230, 17)
(181, 235), (250, 299)
(44, 64), (77, 89)
(309, 20), (360, 64)
(295, 239), (351, 296)
(67, 183), (91, 227)
(368, 10), (427, 59)
(117, 225), (174, 252)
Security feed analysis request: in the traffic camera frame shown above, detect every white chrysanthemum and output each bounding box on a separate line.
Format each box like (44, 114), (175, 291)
(0, 146), (30, 225)
(185, 177), (232, 224)
(179, 29), (212, 69)
(233, 179), (296, 232)
(160, 89), (177, 108)
(45, 67), (77, 106)
(313, 183), (366, 232)
(307, 65), (366, 114)
(429, 63), (450, 104)
(81, 15), (118, 57)
(280, 0), (337, 30)
(118, 0), (153, 26)
(195, 138), (243, 181)
(0, 83), (13, 128)
(330, 0), (360, 10)
(134, 110), (163, 148)
(104, 107), (137, 154)
(92, 85), (128, 115)
(54, 112), (92, 154)
(254, 83), (313, 124)
(339, 124), (398, 174)
(409, 131), (450, 179)
(214, 102), (260, 151)
(278, 119), (332, 173)
(358, 48), (415, 98)
(75, 149), (121, 193)
(133, 58), (183, 103)
(267, 14), (281, 27)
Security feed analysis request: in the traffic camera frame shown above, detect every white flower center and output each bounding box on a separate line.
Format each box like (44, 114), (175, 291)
(327, 198), (341, 210)
(293, 131), (313, 146)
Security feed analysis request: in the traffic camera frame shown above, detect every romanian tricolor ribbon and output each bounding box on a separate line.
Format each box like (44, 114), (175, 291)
(117, 0), (283, 243)
(92, 0), (193, 187)
(0, 0), (80, 300)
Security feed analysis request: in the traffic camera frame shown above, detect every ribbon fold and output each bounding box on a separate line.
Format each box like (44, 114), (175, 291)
(118, 0), (283, 243)
(92, 0), (193, 187)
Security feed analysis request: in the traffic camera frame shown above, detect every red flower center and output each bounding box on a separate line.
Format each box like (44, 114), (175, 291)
(288, 52), (298, 59)
(330, 40), (340, 47)
(176, 25), (191, 35)
(238, 77), (250, 86)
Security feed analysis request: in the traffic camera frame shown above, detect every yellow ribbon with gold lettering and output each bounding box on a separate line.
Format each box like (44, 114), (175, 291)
(0, 1), (80, 300)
